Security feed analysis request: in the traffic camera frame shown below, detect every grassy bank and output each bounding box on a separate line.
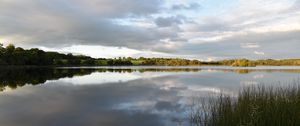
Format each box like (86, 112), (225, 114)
(191, 82), (300, 126)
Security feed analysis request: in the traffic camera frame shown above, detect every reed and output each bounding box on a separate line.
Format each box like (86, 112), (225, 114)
(191, 81), (300, 126)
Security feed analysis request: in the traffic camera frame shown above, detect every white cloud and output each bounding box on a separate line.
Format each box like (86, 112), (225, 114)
(241, 43), (260, 49)
(254, 51), (265, 55)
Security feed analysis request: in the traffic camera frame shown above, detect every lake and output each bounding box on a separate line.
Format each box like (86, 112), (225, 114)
(0, 66), (300, 126)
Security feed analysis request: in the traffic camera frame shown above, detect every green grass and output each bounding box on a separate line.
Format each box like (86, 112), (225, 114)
(191, 82), (300, 126)
(131, 60), (145, 65)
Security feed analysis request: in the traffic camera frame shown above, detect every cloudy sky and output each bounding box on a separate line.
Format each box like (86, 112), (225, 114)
(0, 0), (299, 60)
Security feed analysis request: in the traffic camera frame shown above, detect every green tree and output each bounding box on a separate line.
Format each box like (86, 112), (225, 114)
(6, 44), (15, 53)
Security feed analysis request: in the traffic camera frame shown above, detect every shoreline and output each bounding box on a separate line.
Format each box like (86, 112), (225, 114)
(2, 65), (300, 70)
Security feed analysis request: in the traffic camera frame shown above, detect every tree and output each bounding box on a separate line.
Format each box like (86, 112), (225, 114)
(0, 43), (3, 50)
(6, 44), (15, 53)
(0, 43), (4, 55)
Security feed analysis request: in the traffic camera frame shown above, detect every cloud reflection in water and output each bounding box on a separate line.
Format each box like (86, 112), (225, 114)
(1, 67), (300, 126)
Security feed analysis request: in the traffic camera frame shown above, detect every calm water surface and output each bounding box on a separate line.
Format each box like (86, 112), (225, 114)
(0, 66), (300, 126)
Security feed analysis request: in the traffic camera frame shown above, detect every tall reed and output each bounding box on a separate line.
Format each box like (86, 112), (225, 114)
(191, 82), (300, 126)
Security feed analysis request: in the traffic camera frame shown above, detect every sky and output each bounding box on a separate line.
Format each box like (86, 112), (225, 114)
(0, 0), (299, 61)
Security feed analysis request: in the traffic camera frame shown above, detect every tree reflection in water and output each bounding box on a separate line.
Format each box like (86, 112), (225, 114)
(1, 67), (300, 91)
(0, 67), (202, 91)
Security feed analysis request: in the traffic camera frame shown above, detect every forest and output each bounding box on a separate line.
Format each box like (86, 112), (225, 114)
(1, 44), (300, 66)
(220, 59), (300, 66)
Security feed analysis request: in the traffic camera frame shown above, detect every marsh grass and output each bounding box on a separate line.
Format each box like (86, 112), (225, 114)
(191, 82), (300, 126)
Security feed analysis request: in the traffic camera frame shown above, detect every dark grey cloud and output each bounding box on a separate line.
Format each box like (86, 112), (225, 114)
(172, 3), (201, 10)
(155, 16), (185, 27)
(0, 0), (184, 52)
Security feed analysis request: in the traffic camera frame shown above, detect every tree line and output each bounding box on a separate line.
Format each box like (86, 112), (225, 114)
(1, 44), (300, 66)
(220, 59), (300, 67)
(0, 44), (203, 66)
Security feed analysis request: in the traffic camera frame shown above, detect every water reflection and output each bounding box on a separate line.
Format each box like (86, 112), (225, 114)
(0, 68), (203, 91)
(1, 67), (300, 91)
(0, 68), (95, 91)
(0, 67), (300, 126)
